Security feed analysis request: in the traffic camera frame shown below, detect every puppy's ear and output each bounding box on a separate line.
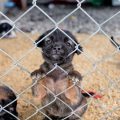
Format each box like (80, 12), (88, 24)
(35, 34), (44, 48)
(35, 29), (53, 48)
(75, 44), (83, 55)
(63, 30), (83, 55)
(72, 37), (83, 55)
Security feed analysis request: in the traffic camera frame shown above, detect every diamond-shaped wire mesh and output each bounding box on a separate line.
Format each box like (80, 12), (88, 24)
(0, 0), (120, 120)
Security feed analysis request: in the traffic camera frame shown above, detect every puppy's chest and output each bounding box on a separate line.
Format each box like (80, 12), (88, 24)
(46, 76), (68, 94)
(46, 68), (67, 82)
(45, 68), (70, 93)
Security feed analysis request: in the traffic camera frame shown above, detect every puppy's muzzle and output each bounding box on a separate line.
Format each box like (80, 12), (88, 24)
(52, 44), (64, 54)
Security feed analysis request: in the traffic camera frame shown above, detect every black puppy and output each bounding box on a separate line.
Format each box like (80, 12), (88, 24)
(31, 29), (83, 80)
(0, 20), (16, 38)
(31, 29), (84, 119)
(0, 86), (18, 120)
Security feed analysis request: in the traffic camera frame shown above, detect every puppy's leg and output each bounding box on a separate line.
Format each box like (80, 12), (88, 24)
(31, 68), (45, 80)
(31, 79), (47, 104)
(31, 67), (46, 97)
(69, 71), (82, 80)
(69, 97), (87, 120)
(31, 63), (48, 79)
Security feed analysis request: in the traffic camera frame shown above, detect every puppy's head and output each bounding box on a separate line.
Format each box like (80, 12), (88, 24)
(0, 20), (16, 38)
(0, 86), (18, 119)
(35, 29), (83, 65)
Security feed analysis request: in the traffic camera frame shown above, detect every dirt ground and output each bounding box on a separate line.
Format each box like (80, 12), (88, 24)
(0, 32), (120, 120)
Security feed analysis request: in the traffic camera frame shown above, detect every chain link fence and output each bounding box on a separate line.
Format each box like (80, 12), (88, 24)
(0, 0), (120, 120)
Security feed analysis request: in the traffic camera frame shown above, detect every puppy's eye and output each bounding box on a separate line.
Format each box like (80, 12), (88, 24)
(66, 42), (71, 46)
(64, 38), (72, 47)
(45, 38), (52, 44)
(65, 40), (73, 47)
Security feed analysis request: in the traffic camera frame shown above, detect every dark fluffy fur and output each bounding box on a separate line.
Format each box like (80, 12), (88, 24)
(0, 86), (18, 120)
(31, 29), (86, 119)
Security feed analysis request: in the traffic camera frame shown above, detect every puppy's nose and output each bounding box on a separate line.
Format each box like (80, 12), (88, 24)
(53, 45), (62, 51)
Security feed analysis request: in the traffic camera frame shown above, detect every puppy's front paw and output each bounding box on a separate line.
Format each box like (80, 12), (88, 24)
(31, 70), (45, 80)
(68, 71), (82, 85)
(69, 75), (80, 85)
